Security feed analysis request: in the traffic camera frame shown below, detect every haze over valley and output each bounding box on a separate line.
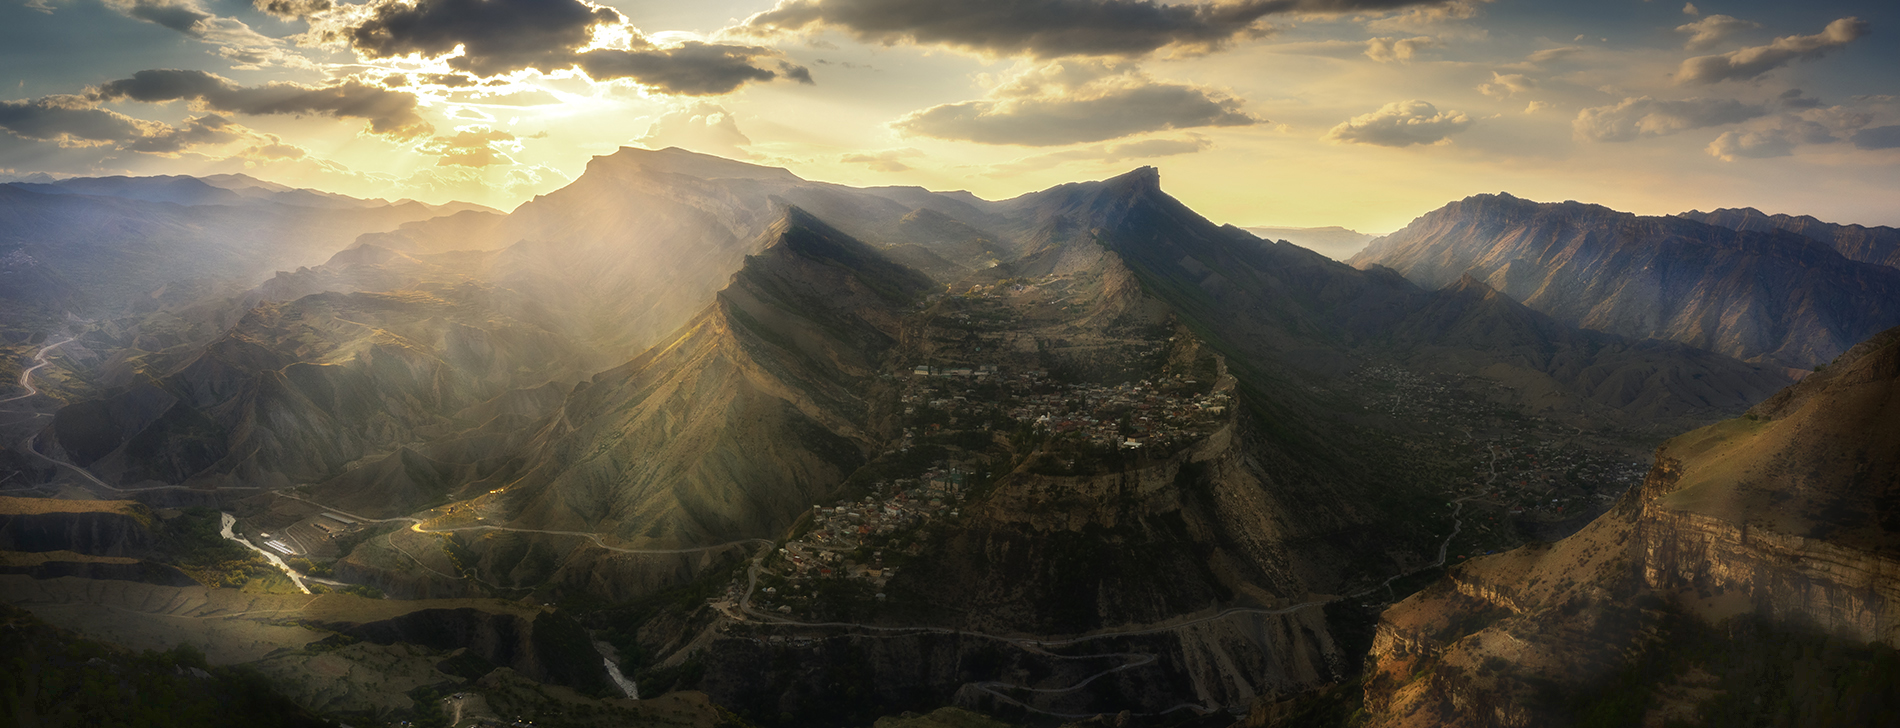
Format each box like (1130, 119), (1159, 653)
(3, 1), (1899, 726)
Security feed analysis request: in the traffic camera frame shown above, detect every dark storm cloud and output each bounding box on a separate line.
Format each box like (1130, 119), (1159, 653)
(91, 69), (433, 138)
(112, 0), (212, 35)
(334, 0), (810, 94)
(895, 76), (1257, 146)
(0, 95), (152, 144)
(577, 42), (813, 95)
(741, 0), (1454, 58)
(1677, 17), (1868, 85)
(345, 0), (623, 77)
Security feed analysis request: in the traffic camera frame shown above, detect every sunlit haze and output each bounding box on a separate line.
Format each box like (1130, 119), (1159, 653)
(2, 0), (1896, 232)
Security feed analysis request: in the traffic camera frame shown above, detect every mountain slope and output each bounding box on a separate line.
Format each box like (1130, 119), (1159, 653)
(493, 207), (935, 549)
(1350, 193), (1900, 369)
(0, 183), (471, 331)
(1355, 325), (1900, 727)
(1679, 206), (1900, 270)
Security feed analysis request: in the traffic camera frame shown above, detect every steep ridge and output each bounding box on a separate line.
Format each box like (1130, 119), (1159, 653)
(1354, 326), (1900, 727)
(1031, 172), (1787, 432)
(1679, 207), (1900, 270)
(353, 147), (1013, 357)
(46, 282), (597, 493)
(1350, 193), (1900, 369)
(1243, 225), (1375, 261)
(321, 208), (946, 599)
(1386, 276), (1791, 426)
(668, 170), (1789, 721)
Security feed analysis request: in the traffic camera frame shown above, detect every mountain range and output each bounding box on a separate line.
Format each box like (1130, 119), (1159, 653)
(1351, 193), (1900, 370)
(3, 151), (1897, 727)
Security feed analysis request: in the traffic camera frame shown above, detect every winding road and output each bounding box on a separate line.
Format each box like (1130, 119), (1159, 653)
(2, 335), (262, 496)
(4, 333), (1501, 719)
(721, 441), (1505, 718)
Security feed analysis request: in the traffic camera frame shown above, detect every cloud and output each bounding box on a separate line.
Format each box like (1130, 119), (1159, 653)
(738, 0), (1457, 59)
(634, 102), (754, 158)
(1682, 2), (1697, 16)
(0, 95), (162, 147)
(333, 0), (810, 94)
(1477, 72), (1535, 98)
(418, 127), (518, 167)
(1777, 88), (1824, 110)
(252, 0), (330, 19)
(1362, 0), (1490, 36)
(345, 0), (623, 77)
(1324, 100), (1471, 147)
(0, 96), (261, 157)
(577, 42), (813, 95)
(840, 148), (922, 172)
(1677, 17), (1868, 85)
(105, 0), (211, 34)
(1364, 36), (1437, 63)
(1706, 117), (1838, 161)
(1853, 125), (1900, 150)
(1573, 96), (1766, 141)
(892, 60), (1258, 146)
(1525, 46), (1583, 64)
(90, 69), (433, 139)
(125, 113), (242, 154)
(986, 135), (1213, 174)
(1675, 14), (1760, 51)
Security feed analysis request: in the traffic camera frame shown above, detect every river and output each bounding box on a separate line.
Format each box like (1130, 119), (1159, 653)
(219, 512), (311, 594)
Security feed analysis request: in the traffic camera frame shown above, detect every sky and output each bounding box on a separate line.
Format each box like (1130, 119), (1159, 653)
(1, 0), (1896, 232)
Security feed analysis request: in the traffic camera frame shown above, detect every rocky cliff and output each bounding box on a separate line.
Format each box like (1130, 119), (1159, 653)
(1354, 325), (1900, 727)
(0, 495), (155, 556)
(1679, 207), (1900, 270)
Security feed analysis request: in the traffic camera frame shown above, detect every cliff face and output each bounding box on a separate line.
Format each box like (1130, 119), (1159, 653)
(1351, 194), (1900, 369)
(1679, 207), (1900, 270)
(0, 496), (155, 557)
(1356, 326), (1900, 727)
(327, 606), (608, 693)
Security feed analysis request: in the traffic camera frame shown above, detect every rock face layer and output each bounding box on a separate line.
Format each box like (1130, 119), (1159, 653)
(1350, 193), (1900, 369)
(1679, 206), (1900, 270)
(1356, 325), (1900, 728)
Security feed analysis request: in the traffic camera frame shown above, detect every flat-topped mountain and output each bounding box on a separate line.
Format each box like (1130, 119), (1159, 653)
(1679, 206), (1900, 270)
(1351, 193), (1900, 369)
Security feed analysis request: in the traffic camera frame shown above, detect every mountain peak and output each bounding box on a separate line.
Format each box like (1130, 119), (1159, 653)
(1107, 165), (1161, 193)
(594, 146), (802, 182)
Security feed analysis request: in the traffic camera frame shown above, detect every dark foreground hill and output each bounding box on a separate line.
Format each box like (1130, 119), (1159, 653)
(1347, 326), (1900, 727)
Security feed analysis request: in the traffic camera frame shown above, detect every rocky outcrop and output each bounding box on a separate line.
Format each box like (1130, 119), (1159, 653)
(0, 496), (155, 557)
(1679, 207), (1900, 270)
(1354, 325), (1900, 727)
(325, 606), (609, 694)
(0, 550), (197, 586)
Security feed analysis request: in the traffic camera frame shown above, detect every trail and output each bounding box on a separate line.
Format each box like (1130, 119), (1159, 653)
(4, 336), (261, 495)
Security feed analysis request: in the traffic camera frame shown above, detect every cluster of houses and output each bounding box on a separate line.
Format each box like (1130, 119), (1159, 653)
(766, 465), (971, 586)
(1005, 378), (1229, 450)
(1480, 439), (1649, 517)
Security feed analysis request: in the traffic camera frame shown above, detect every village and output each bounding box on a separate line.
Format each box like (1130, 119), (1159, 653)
(1346, 363), (1653, 551)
